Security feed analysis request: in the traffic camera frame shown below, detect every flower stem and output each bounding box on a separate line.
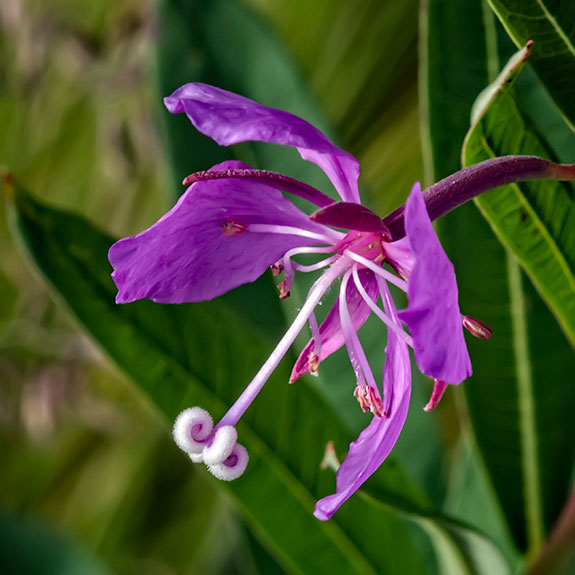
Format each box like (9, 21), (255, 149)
(383, 156), (575, 240)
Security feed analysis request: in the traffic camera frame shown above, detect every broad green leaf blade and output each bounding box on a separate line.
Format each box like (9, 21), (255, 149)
(443, 201), (575, 554)
(464, 44), (575, 346)
(422, 1), (575, 554)
(361, 490), (511, 575)
(10, 187), (434, 574)
(462, 45), (575, 552)
(486, 0), (575, 130)
(444, 438), (520, 569)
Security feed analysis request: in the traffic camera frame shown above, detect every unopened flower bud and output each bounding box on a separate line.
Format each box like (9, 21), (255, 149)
(320, 441), (341, 472)
(463, 315), (492, 339)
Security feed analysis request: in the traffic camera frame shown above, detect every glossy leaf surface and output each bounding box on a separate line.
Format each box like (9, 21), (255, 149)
(487, 0), (575, 130)
(422, 0), (575, 554)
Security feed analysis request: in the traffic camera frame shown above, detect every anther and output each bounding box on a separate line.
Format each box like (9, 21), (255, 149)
(222, 218), (247, 235)
(277, 279), (291, 299)
(308, 352), (320, 375)
(270, 261), (284, 276)
(463, 315), (492, 340)
(424, 380), (448, 412)
(354, 385), (387, 418)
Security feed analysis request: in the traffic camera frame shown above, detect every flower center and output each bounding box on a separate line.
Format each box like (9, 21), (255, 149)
(338, 230), (386, 264)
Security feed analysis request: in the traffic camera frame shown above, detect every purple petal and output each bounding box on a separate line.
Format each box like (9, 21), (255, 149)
(314, 327), (411, 521)
(310, 202), (390, 235)
(289, 270), (378, 382)
(164, 83), (360, 203)
(109, 161), (328, 304)
(398, 183), (472, 384)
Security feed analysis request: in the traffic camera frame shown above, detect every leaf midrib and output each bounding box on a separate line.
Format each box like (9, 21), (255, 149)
(507, 254), (544, 551)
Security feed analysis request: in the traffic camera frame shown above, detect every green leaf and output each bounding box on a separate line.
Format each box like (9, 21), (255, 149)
(486, 0), (575, 130)
(462, 43), (575, 553)
(464, 44), (575, 345)
(9, 184), (514, 574)
(9, 186), (426, 573)
(443, 200), (575, 555)
(422, 0), (575, 555)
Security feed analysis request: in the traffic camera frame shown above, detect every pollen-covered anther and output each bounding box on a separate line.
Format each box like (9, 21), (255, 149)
(202, 425), (238, 465)
(222, 218), (247, 235)
(277, 279), (291, 299)
(173, 407), (214, 455)
(270, 261), (284, 276)
(353, 385), (387, 418)
(207, 443), (249, 481)
(308, 352), (320, 375)
(463, 315), (492, 340)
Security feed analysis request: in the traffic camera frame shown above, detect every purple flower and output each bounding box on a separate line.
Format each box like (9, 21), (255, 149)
(109, 83), (481, 520)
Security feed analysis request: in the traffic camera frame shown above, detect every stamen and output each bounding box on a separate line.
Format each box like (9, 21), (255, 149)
(279, 246), (338, 297)
(277, 279), (291, 299)
(354, 385), (387, 418)
(207, 443), (249, 481)
(248, 223), (343, 244)
(270, 261), (284, 276)
(424, 380), (448, 411)
(344, 250), (408, 292)
(309, 311), (321, 358)
(308, 352), (320, 375)
(222, 219), (247, 235)
(376, 277), (399, 416)
(351, 265), (414, 348)
(462, 315), (492, 339)
(292, 255), (339, 273)
(173, 407), (213, 455)
(339, 270), (378, 390)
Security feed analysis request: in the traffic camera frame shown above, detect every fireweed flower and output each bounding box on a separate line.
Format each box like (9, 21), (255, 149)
(108, 83), (574, 520)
